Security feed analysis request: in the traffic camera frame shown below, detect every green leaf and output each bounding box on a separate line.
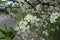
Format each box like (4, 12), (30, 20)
(0, 34), (6, 39)
(4, 24), (7, 33)
(7, 27), (14, 37)
(0, 29), (6, 35)
(7, 27), (17, 39)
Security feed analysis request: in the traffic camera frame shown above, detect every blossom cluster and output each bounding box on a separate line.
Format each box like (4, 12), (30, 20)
(16, 14), (40, 33)
(24, 14), (40, 23)
(15, 14), (40, 40)
(50, 12), (60, 23)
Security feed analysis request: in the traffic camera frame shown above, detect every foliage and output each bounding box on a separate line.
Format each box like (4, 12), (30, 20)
(0, 24), (17, 40)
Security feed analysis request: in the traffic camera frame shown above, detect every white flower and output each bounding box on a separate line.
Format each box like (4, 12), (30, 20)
(26, 25), (30, 29)
(50, 29), (55, 32)
(31, 16), (40, 23)
(19, 20), (29, 32)
(19, 21), (23, 26)
(19, 20), (28, 26)
(50, 12), (60, 23)
(42, 30), (49, 36)
(50, 18), (56, 23)
(2, 0), (6, 1)
(24, 14), (40, 23)
(24, 14), (33, 22)
(42, 39), (45, 40)
(19, 21), (26, 32)
(20, 24), (26, 30)
(23, 21), (28, 25)
(36, 4), (41, 11)
(40, 37), (45, 40)
(31, 16), (37, 23)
